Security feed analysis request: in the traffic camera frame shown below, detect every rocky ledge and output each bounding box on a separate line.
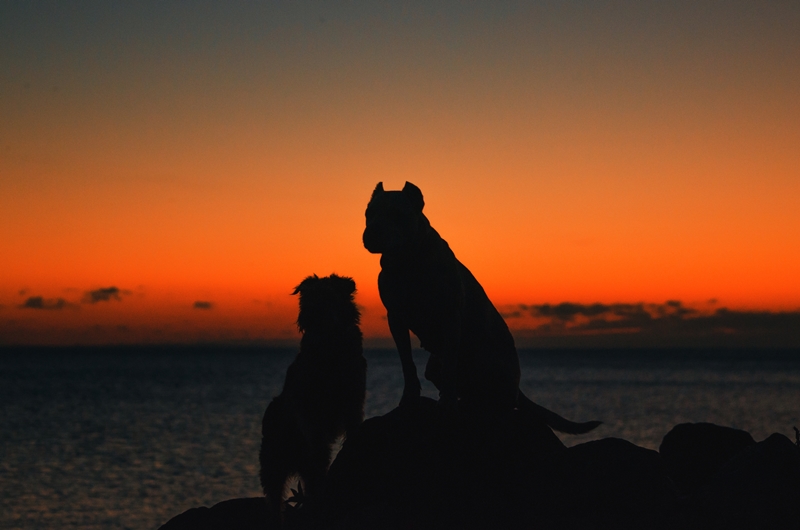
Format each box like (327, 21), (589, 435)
(160, 398), (800, 529)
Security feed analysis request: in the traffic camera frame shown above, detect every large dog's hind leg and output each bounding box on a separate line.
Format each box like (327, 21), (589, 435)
(388, 312), (421, 406)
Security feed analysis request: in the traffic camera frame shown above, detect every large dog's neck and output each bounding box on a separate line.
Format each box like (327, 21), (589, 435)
(379, 221), (447, 269)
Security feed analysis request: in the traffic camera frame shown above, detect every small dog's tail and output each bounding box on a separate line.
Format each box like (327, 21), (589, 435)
(517, 392), (601, 435)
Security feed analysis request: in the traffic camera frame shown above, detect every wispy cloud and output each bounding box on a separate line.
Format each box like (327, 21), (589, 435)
(502, 301), (800, 347)
(518, 301), (693, 331)
(193, 301), (214, 310)
(19, 296), (72, 310)
(83, 286), (129, 304)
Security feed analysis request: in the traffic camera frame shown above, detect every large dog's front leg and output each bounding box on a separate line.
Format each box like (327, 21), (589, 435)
(388, 312), (421, 406)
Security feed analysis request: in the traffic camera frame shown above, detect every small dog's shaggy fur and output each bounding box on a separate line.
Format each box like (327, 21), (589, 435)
(363, 182), (600, 433)
(259, 274), (366, 522)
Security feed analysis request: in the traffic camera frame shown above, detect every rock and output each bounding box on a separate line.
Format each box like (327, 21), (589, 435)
(690, 432), (800, 530)
(659, 422), (755, 495)
(537, 438), (681, 530)
(159, 418), (797, 530)
(318, 397), (566, 529)
(158, 497), (273, 530)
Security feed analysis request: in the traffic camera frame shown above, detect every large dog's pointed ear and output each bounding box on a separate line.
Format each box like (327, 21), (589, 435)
(371, 182), (385, 200)
(402, 182), (424, 211)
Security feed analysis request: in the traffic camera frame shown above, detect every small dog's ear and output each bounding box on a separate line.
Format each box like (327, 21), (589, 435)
(292, 275), (318, 295)
(371, 182), (385, 199)
(402, 182), (424, 211)
(330, 274), (357, 294)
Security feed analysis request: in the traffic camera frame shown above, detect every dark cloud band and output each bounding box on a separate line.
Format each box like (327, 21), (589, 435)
(503, 301), (800, 346)
(83, 287), (125, 304)
(19, 296), (70, 310)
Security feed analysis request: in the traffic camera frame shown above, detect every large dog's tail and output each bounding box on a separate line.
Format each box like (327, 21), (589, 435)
(517, 392), (602, 435)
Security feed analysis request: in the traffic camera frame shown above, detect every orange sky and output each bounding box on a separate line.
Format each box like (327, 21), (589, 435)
(1, 2), (799, 345)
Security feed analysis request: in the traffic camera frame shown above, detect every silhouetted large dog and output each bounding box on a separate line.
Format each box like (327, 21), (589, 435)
(363, 182), (599, 433)
(259, 274), (366, 523)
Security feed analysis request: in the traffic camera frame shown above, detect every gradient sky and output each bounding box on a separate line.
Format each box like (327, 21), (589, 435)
(1, 1), (799, 346)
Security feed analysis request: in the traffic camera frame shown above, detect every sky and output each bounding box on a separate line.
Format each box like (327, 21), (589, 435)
(1, 1), (799, 347)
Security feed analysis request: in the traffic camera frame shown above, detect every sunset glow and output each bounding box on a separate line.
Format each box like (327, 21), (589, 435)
(2, 2), (798, 346)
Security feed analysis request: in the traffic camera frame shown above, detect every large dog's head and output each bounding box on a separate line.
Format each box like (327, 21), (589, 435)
(362, 182), (429, 254)
(293, 274), (360, 334)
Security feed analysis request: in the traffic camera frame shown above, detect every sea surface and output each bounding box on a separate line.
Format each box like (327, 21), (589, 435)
(2, 346), (799, 529)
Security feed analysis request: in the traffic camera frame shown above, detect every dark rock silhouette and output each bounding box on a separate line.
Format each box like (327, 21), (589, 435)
(542, 438), (681, 530)
(298, 401), (681, 529)
(158, 497), (271, 530)
(158, 412), (800, 530)
(660, 422), (756, 495)
(688, 432), (800, 530)
(319, 397), (566, 530)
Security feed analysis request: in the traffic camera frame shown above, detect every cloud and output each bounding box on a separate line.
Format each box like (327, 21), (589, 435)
(526, 301), (695, 324)
(503, 300), (800, 347)
(193, 301), (214, 310)
(83, 286), (128, 304)
(19, 296), (71, 310)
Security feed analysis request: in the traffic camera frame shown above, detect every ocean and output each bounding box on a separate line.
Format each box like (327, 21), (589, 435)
(2, 346), (799, 529)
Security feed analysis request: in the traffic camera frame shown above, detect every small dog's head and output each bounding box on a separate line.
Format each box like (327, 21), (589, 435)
(362, 182), (428, 254)
(293, 274), (360, 333)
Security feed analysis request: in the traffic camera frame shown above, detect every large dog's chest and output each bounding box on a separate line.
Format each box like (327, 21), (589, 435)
(379, 249), (516, 358)
(378, 255), (468, 349)
(383, 269), (451, 311)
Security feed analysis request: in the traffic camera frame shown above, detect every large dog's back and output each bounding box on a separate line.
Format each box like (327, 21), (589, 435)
(409, 233), (521, 409)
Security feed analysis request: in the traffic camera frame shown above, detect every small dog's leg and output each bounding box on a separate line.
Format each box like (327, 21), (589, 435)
(298, 436), (334, 503)
(262, 463), (290, 524)
(343, 411), (363, 444)
(388, 312), (421, 405)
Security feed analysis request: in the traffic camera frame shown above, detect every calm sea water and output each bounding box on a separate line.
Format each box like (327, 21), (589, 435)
(2, 346), (799, 529)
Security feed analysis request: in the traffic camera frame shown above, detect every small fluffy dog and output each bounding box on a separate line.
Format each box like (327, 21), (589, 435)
(259, 274), (366, 522)
(363, 182), (600, 433)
